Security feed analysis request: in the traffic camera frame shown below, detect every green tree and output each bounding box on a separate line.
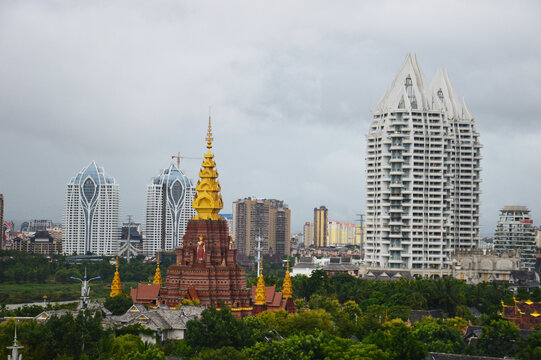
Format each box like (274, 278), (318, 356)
(256, 310), (289, 335)
(192, 346), (248, 360)
(477, 319), (520, 358)
(0, 319), (48, 360)
(284, 309), (334, 336)
(321, 336), (388, 360)
(335, 300), (362, 339)
(412, 317), (465, 354)
(185, 306), (254, 351)
(517, 331), (541, 360)
(111, 334), (144, 360)
(124, 347), (167, 360)
(104, 294), (133, 315)
(242, 333), (323, 360)
(364, 319), (426, 360)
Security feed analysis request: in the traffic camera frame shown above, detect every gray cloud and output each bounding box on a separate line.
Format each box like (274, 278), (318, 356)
(1, 0), (540, 235)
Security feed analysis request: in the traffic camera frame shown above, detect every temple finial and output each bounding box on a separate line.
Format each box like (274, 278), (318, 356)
(192, 113), (223, 220)
(282, 256), (293, 299)
(206, 112), (213, 149)
(153, 254), (163, 286)
(255, 258), (266, 305)
(110, 255), (122, 297)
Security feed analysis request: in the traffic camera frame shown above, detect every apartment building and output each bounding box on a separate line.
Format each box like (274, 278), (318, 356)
(365, 54), (482, 269)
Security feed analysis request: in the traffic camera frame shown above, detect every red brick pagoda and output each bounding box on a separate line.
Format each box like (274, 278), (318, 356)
(158, 117), (252, 317)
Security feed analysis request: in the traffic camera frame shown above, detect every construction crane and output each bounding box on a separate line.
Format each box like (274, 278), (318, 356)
(171, 152), (202, 169)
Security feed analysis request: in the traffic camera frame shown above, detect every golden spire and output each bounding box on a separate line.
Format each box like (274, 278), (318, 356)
(282, 257), (293, 299)
(110, 255), (122, 297)
(255, 258), (266, 305)
(153, 253), (162, 285)
(192, 115), (223, 220)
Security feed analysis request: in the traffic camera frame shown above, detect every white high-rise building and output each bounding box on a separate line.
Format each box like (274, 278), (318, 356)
(365, 54), (482, 270)
(63, 161), (120, 255)
(144, 164), (196, 255)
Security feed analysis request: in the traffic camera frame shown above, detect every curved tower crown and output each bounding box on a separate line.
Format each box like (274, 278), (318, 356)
(192, 116), (224, 220)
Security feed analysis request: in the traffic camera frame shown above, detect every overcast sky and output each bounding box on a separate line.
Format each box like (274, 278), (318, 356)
(1, 0), (540, 235)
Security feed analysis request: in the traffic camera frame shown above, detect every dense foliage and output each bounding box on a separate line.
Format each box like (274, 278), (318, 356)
(293, 270), (541, 316)
(177, 303), (541, 360)
(176, 271), (541, 359)
(0, 250), (171, 303)
(0, 312), (166, 360)
(2, 256), (541, 359)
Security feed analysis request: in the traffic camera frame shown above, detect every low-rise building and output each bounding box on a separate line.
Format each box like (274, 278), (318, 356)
(12, 230), (62, 255)
(291, 257), (318, 276)
(104, 304), (205, 343)
(450, 249), (521, 283)
(322, 257), (359, 276)
(494, 206), (536, 271)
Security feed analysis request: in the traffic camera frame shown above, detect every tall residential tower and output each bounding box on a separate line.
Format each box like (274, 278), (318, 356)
(365, 54), (482, 269)
(144, 164), (196, 255)
(314, 206), (328, 247)
(63, 161), (120, 255)
(232, 198), (291, 257)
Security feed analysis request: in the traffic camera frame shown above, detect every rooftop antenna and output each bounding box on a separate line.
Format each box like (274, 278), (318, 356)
(256, 229), (263, 277)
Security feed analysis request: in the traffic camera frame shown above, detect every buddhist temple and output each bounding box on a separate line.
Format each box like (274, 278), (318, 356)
(251, 257), (295, 315)
(501, 297), (541, 329)
(110, 256), (122, 297)
(158, 117), (252, 316)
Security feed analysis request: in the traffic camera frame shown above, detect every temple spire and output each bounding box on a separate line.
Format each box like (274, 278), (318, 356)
(110, 255), (122, 297)
(153, 253), (163, 285)
(192, 115), (224, 220)
(282, 257), (293, 299)
(255, 258), (266, 305)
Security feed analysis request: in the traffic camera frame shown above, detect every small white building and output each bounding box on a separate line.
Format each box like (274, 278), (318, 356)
(291, 257), (318, 276)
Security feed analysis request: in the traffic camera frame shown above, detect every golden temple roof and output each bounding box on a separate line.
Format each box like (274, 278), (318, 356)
(110, 255), (122, 297)
(192, 116), (223, 220)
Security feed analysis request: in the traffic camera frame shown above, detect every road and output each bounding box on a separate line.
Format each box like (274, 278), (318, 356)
(4, 300), (79, 310)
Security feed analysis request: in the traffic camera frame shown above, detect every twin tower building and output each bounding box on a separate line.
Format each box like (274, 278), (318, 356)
(63, 161), (196, 256)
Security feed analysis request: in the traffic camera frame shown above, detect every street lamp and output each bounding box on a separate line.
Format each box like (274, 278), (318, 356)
(71, 267), (100, 309)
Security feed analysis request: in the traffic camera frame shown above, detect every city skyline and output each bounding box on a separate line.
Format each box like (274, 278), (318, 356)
(1, 1), (540, 235)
